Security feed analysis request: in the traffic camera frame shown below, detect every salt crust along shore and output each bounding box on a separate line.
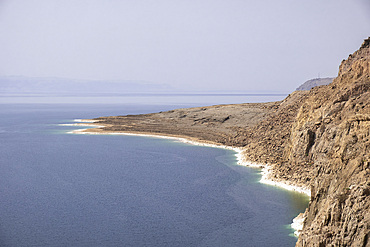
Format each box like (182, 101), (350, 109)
(67, 119), (311, 236)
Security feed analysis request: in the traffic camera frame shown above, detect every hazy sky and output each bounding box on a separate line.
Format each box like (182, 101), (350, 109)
(0, 0), (369, 93)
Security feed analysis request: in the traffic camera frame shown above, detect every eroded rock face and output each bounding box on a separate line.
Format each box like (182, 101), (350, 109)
(292, 37), (370, 247)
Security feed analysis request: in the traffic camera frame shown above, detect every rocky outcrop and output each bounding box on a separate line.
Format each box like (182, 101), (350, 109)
(88, 37), (370, 246)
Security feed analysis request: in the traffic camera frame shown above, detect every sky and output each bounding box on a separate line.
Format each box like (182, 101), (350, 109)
(0, 0), (369, 93)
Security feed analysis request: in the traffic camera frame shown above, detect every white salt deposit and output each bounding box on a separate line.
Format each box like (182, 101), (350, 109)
(291, 213), (306, 236)
(260, 165), (311, 196)
(74, 119), (98, 122)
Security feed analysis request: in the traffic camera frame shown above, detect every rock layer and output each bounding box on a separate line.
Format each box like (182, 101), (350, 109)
(88, 37), (370, 246)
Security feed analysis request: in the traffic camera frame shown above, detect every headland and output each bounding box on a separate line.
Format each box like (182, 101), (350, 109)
(75, 37), (370, 246)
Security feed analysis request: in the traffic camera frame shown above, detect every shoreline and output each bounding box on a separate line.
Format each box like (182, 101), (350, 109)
(67, 119), (311, 236)
(69, 119), (311, 196)
(58, 41), (370, 246)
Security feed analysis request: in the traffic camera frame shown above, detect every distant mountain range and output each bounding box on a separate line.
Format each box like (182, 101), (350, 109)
(296, 77), (334, 91)
(0, 76), (176, 95)
(0, 75), (335, 96)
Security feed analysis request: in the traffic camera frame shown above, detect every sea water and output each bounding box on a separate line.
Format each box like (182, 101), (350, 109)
(0, 102), (309, 247)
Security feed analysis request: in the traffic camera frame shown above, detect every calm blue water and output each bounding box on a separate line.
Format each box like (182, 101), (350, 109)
(0, 103), (308, 247)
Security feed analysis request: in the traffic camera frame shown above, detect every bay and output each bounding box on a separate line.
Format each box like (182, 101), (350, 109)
(0, 101), (308, 247)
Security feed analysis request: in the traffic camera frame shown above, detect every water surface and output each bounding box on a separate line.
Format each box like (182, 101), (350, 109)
(0, 103), (308, 246)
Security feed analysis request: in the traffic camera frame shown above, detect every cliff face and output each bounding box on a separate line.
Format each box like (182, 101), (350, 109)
(291, 38), (370, 246)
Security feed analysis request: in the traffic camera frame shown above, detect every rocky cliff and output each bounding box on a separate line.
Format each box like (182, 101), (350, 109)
(87, 37), (370, 246)
(293, 38), (370, 246)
